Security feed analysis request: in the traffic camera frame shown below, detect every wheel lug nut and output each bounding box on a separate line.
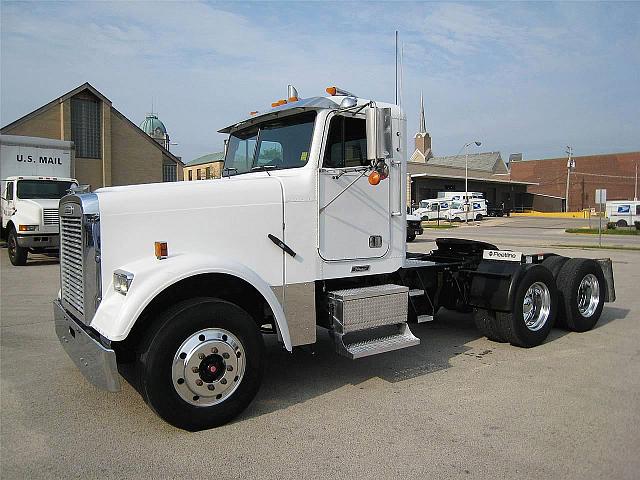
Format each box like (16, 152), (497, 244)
(211, 347), (218, 354)
(207, 384), (215, 391)
(192, 367), (199, 373)
(222, 352), (230, 359)
(198, 353), (205, 360)
(220, 378), (227, 385)
(227, 365), (233, 371)
(195, 379), (203, 386)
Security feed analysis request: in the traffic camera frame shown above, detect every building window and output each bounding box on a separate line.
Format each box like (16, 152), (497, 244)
(163, 163), (177, 182)
(188, 170), (193, 181)
(196, 168), (201, 179)
(71, 97), (101, 158)
(206, 167), (211, 179)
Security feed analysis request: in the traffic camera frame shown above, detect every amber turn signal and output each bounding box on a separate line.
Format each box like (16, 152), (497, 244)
(326, 86), (337, 96)
(154, 241), (168, 260)
(368, 171), (381, 185)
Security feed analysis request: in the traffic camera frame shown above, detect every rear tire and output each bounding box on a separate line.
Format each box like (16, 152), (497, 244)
(136, 297), (264, 431)
(496, 265), (557, 347)
(556, 258), (605, 332)
(475, 214), (483, 221)
(616, 219), (628, 227)
(7, 227), (27, 266)
(541, 255), (569, 278)
(473, 308), (507, 342)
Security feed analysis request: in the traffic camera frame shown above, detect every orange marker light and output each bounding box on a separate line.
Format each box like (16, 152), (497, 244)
(326, 86), (337, 96)
(271, 102), (279, 108)
(249, 111), (258, 115)
(368, 171), (381, 185)
(154, 241), (168, 259)
(288, 96), (299, 102)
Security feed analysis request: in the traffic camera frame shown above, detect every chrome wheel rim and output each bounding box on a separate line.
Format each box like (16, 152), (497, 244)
(577, 274), (600, 318)
(522, 281), (551, 331)
(172, 328), (245, 407)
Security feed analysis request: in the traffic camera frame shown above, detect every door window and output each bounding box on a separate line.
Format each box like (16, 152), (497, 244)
(6, 182), (14, 200)
(323, 116), (368, 168)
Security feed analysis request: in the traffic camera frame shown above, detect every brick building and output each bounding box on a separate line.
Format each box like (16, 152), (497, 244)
(408, 94), (532, 209)
(1, 83), (184, 189)
(510, 152), (639, 211)
(183, 152), (224, 181)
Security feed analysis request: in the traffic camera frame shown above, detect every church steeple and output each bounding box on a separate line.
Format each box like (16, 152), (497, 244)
(418, 91), (427, 134)
(413, 91), (432, 161)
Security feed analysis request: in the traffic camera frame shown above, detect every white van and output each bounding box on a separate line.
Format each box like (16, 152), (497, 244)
(606, 200), (640, 227)
(414, 198), (450, 220)
(448, 198), (487, 222)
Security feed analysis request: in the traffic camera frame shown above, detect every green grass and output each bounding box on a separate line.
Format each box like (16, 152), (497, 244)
(421, 222), (457, 229)
(565, 227), (639, 235)
(551, 244), (640, 251)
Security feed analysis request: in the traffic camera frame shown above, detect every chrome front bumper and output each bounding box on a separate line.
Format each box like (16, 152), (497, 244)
(53, 300), (121, 392)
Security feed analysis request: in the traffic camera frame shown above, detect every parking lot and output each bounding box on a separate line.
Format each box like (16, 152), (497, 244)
(1, 218), (639, 479)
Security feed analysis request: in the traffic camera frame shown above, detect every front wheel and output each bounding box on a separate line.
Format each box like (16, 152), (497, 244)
(7, 228), (28, 266)
(496, 265), (557, 347)
(137, 298), (264, 431)
(475, 214), (483, 221)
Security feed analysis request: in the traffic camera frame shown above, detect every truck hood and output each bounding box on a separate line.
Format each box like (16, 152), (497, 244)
(18, 198), (61, 210)
(94, 175), (285, 288)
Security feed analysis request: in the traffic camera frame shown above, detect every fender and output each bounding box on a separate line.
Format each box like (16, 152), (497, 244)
(468, 260), (529, 312)
(89, 252), (292, 350)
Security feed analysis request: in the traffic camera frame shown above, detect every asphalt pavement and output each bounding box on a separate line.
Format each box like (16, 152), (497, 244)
(1, 219), (639, 479)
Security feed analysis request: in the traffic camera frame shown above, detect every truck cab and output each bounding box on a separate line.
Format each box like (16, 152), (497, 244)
(53, 85), (616, 431)
(1, 175), (77, 265)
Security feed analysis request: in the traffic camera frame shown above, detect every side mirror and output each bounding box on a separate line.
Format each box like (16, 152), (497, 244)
(366, 105), (393, 161)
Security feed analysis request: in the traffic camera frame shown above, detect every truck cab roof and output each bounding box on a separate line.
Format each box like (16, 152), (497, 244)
(2, 175), (77, 182)
(218, 94), (403, 134)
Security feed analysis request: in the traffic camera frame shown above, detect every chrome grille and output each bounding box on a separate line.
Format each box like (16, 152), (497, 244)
(60, 215), (84, 315)
(44, 208), (59, 225)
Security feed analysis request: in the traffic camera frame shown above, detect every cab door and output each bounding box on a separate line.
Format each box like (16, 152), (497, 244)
(1, 181), (15, 228)
(318, 114), (391, 261)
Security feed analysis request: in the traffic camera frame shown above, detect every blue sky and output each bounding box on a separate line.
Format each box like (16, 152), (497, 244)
(1, 1), (638, 163)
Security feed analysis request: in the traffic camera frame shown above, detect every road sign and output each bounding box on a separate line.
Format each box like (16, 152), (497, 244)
(595, 189), (607, 204)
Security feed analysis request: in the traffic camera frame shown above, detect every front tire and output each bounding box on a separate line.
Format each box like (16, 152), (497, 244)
(496, 265), (557, 347)
(7, 228), (27, 266)
(137, 298), (264, 431)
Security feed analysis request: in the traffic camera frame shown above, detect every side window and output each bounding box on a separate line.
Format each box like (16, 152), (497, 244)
(636, 204), (640, 215)
(6, 182), (14, 200)
(323, 116), (368, 168)
(256, 140), (283, 166)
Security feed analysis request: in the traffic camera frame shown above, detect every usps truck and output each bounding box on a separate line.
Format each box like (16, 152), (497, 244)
(606, 200), (640, 227)
(1, 135), (77, 265)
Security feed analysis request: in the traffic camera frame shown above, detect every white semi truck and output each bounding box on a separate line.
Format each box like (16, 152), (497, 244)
(1, 135), (77, 265)
(53, 86), (616, 431)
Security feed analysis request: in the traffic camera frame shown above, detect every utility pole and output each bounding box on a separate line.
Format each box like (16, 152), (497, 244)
(564, 146), (574, 212)
(635, 159), (638, 201)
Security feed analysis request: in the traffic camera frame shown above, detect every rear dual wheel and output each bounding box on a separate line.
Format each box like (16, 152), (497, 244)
(556, 258), (605, 332)
(475, 265), (557, 348)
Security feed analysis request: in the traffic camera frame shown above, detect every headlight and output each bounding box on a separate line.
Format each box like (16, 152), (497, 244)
(113, 270), (134, 295)
(18, 225), (38, 231)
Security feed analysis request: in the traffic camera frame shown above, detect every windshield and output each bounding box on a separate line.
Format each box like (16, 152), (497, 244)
(223, 111), (316, 175)
(16, 180), (75, 199)
(419, 201), (429, 209)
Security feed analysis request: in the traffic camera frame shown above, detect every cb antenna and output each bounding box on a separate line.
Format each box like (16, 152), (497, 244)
(395, 30), (398, 105)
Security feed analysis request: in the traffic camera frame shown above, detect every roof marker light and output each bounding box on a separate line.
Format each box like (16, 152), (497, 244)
(154, 241), (168, 260)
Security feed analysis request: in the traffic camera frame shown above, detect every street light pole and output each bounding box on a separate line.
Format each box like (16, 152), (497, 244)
(463, 141), (482, 223)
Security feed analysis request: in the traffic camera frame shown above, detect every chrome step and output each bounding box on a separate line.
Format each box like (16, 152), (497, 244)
(334, 323), (420, 359)
(409, 289), (425, 297)
(417, 314), (434, 323)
